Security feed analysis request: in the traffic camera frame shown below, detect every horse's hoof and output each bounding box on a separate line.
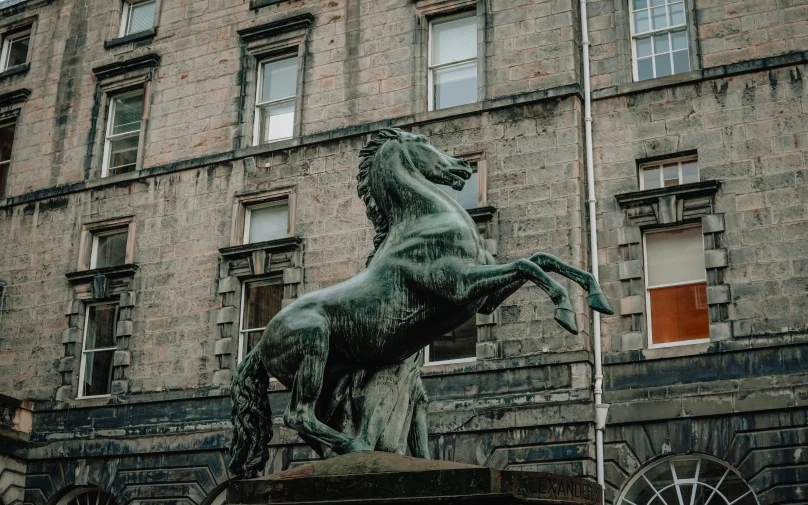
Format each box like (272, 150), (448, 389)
(554, 308), (579, 334)
(587, 292), (614, 315)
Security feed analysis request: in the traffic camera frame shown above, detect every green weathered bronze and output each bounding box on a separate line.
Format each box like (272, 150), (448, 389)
(229, 128), (614, 477)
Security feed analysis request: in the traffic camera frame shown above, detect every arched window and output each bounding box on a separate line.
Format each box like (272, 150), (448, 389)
(618, 455), (757, 505)
(55, 487), (116, 505)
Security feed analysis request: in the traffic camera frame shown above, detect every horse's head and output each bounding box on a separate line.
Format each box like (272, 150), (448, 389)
(392, 130), (473, 190)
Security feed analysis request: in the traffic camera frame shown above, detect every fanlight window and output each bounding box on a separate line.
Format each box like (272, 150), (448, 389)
(57, 488), (117, 505)
(618, 455), (757, 505)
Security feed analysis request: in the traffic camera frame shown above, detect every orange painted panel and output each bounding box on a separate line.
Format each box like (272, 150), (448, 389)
(649, 282), (709, 344)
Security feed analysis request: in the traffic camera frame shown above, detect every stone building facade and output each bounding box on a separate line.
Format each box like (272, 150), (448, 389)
(0, 0), (805, 504)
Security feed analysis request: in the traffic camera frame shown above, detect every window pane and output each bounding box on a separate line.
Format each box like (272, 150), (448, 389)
(434, 60), (477, 110)
(429, 316), (476, 362)
(247, 203), (289, 243)
(0, 161), (8, 198)
(649, 0), (665, 6)
(645, 227), (706, 286)
(127, 1), (156, 34)
(7, 35), (29, 67)
(673, 459), (699, 479)
(651, 6), (667, 29)
(663, 162), (679, 187)
(681, 160), (699, 183)
(642, 166), (661, 189)
(111, 93), (143, 135)
(244, 330), (264, 356)
(0, 121), (15, 162)
(636, 37), (652, 58)
(672, 49), (690, 74)
(82, 349), (115, 396)
(95, 230), (128, 268)
(85, 305), (118, 350)
(637, 58), (654, 81)
(432, 16), (477, 66)
(653, 32), (670, 53)
(669, 1), (685, 25)
(108, 134), (139, 175)
(260, 57), (298, 103)
(654, 53), (672, 77)
(243, 280), (284, 330)
(632, 0), (647, 9)
(438, 171), (478, 209)
(634, 10), (650, 33)
(671, 29), (688, 51)
(260, 101), (295, 142)
(649, 282), (709, 343)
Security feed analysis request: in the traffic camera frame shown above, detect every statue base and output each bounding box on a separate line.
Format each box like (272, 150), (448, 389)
(228, 452), (603, 505)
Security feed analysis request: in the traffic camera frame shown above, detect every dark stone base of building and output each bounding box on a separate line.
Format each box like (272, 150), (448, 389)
(227, 452), (603, 505)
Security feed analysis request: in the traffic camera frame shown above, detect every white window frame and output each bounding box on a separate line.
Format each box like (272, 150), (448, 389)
(119, 0), (157, 37)
(242, 199), (291, 245)
(0, 29), (31, 71)
(101, 89), (144, 178)
(643, 224), (710, 348)
(89, 227), (130, 269)
(638, 155), (699, 190)
(253, 55), (298, 146)
(0, 117), (16, 197)
(628, 0), (689, 82)
(427, 12), (478, 112)
(237, 277), (284, 363)
(77, 302), (119, 399)
(424, 316), (478, 367)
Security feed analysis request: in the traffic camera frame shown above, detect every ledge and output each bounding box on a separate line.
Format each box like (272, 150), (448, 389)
(248, 0), (293, 10)
(103, 27), (157, 50)
(0, 87), (30, 108)
(219, 236), (303, 259)
(92, 53), (161, 80)
(0, 63), (29, 82)
(0, 0), (51, 16)
(238, 13), (314, 38)
(65, 264), (139, 283)
(594, 50), (808, 100)
(467, 206), (497, 222)
(614, 180), (720, 208)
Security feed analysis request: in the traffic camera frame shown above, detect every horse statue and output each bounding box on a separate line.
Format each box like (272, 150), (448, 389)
(228, 128), (614, 477)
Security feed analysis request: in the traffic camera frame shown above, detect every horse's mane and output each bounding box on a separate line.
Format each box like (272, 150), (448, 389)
(357, 127), (402, 266)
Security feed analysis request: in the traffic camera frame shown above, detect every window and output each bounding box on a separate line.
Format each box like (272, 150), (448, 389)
(644, 226), (709, 346)
(438, 163), (480, 209)
(425, 316), (477, 365)
(244, 200), (290, 244)
(120, 0), (156, 37)
(630, 0), (690, 81)
(639, 156), (698, 190)
(238, 278), (284, 361)
(78, 303), (119, 398)
(617, 455), (758, 505)
(254, 56), (298, 144)
(102, 90), (144, 177)
(0, 29), (30, 71)
(0, 119), (15, 198)
(429, 14), (478, 111)
(91, 228), (129, 269)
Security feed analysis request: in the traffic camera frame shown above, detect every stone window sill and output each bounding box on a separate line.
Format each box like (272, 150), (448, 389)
(467, 205), (496, 223)
(219, 236), (303, 260)
(249, 0), (285, 10)
(65, 264), (139, 284)
(104, 27), (157, 50)
(0, 63), (30, 81)
(614, 180), (719, 208)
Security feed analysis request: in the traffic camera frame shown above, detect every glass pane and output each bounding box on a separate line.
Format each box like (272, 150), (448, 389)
(681, 160), (700, 182)
(637, 58), (654, 81)
(260, 57), (298, 103)
(636, 37), (652, 58)
(111, 93), (143, 135)
(244, 330), (264, 356)
(624, 476), (659, 504)
(650, 284), (709, 344)
(243, 280), (284, 330)
(85, 305), (118, 350)
(632, 0), (647, 9)
(650, 0), (665, 6)
(247, 203), (289, 243)
(82, 349), (115, 396)
(655, 53), (672, 77)
(654, 33), (670, 53)
(645, 460), (675, 487)
(6, 36), (29, 67)
(260, 101), (295, 142)
(651, 6), (668, 29)
(432, 16), (477, 66)
(108, 135), (139, 175)
(438, 171), (478, 209)
(657, 487), (680, 505)
(642, 166), (661, 189)
(0, 121), (15, 162)
(434, 60), (477, 110)
(699, 460), (730, 487)
(94, 230), (128, 268)
(634, 10), (650, 33)
(663, 162), (679, 187)
(673, 50), (690, 74)
(669, 1), (685, 25)
(429, 316), (476, 362)
(0, 161), (8, 198)
(719, 474), (754, 503)
(674, 459), (699, 479)
(671, 30), (688, 51)
(127, 1), (155, 34)
(646, 226), (706, 286)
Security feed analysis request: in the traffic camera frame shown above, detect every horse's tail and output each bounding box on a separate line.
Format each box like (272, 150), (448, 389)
(228, 347), (272, 478)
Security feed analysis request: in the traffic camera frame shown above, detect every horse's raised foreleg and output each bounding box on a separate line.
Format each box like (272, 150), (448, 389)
(529, 253), (614, 315)
(478, 280), (526, 315)
(283, 320), (372, 455)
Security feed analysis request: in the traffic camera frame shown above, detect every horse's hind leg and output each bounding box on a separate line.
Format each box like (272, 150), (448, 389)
(283, 320), (371, 455)
(530, 253), (614, 315)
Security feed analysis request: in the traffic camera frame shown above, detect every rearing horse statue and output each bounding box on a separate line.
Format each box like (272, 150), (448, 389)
(229, 128), (614, 477)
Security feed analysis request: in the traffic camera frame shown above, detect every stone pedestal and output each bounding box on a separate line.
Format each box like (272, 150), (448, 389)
(228, 452), (602, 505)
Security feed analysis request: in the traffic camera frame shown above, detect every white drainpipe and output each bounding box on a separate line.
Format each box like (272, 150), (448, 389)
(580, 0), (610, 499)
